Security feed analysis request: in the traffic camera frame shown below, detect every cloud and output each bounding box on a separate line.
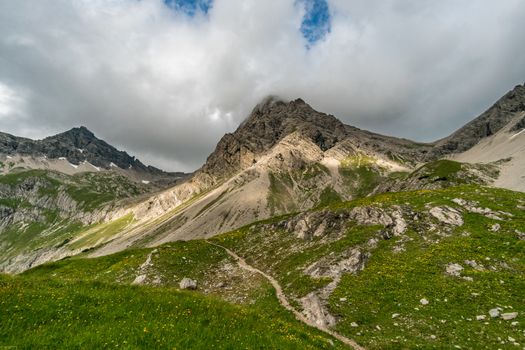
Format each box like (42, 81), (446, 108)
(0, 0), (524, 171)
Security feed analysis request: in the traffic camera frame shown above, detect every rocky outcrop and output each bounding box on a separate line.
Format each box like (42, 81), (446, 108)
(300, 293), (337, 328)
(281, 205), (410, 242)
(429, 206), (464, 226)
(305, 248), (368, 280)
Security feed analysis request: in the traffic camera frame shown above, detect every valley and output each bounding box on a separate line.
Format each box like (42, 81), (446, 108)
(1, 84), (525, 349)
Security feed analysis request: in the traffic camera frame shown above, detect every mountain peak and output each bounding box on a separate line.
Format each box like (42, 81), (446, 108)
(196, 97), (348, 186)
(0, 126), (164, 174)
(55, 126), (96, 142)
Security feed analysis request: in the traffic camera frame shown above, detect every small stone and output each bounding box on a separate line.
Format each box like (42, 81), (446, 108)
(179, 277), (197, 290)
(392, 313), (400, 319)
(491, 224), (501, 232)
(489, 308), (501, 318)
(502, 312), (518, 320)
(339, 298), (347, 302)
(452, 198), (467, 206)
(511, 321), (519, 326)
(508, 336), (516, 342)
(420, 298), (429, 305)
(476, 315), (486, 321)
(430, 335), (437, 340)
(446, 263), (464, 277)
(351, 322), (359, 328)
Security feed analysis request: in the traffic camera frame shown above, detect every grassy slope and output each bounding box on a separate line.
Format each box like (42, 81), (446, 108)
(215, 185), (525, 349)
(0, 170), (148, 268)
(0, 274), (337, 349)
(1, 240), (345, 349)
(2, 162), (525, 349)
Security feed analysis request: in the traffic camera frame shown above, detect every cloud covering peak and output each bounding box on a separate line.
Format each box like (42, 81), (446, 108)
(0, 0), (524, 171)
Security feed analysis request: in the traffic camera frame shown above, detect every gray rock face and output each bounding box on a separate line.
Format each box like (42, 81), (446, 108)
(179, 278), (198, 290)
(300, 292), (337, 328)
(429, 206), (464, 226)
(195, 97), (432, 188)
(304, 248), (368, 279)
(285, 205), (409, 241)
(491, 224), (501, 232)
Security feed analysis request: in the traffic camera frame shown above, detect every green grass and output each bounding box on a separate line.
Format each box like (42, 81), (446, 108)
(214, 185), (525, 349)
(0, 169), (154, 270)
(0, 169), (62, 191)
(0, 274), (341, 349)
(331, 214), (525, 349)
(318, 186), (343, 207)
(0, 198), (21, 208)
(66, 172), (146, 211)
(2, 165), (525, 349)
(339, 154), (384, 198)
(268, 172), (297, 216)
(416, 159), (463, 181)
(68, 213), (135, 250)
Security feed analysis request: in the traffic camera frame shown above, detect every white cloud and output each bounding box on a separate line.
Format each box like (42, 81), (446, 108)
(0, 82), (25, 121)
(0, 0), (524, 171)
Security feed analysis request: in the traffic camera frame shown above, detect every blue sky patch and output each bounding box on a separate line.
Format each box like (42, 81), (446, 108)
(299, 0), (331, 46)
(163, 0), (330, 46)
(164, 0), (212, 16)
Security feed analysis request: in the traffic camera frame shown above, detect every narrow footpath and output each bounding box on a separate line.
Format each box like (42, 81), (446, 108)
(206, 241), (365, 350)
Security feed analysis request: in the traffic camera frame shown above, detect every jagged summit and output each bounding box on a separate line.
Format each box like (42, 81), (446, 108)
(239, 96), (347, 150)
(195, 97), (432, 187)
(196, 97), (350, 185)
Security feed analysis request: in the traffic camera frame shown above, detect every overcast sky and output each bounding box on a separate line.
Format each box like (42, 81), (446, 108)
(1, 0), (525, 172)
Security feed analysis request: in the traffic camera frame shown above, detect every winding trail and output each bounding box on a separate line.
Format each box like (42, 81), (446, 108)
(206, 241), (365, 350)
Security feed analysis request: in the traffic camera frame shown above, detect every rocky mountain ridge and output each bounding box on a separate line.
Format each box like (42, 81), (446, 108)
(195, 96), (431, 188)
(2, 83), (525, 274)
(0, 126), (166, 174)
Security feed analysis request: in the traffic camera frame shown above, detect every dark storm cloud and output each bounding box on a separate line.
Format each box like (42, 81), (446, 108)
(0, 0), (524, 171)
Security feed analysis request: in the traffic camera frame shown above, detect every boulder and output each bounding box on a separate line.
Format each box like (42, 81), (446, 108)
(501, 312), (518, 320)
(429, 206), (464, 226)
(446, 263), (464, 277)
(489, 308), (501, 318)
(179, 278), (198, 290)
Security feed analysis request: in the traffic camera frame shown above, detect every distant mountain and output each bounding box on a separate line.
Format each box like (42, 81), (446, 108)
(0, 126), (165, 174)
(429, 83), (525, 158)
